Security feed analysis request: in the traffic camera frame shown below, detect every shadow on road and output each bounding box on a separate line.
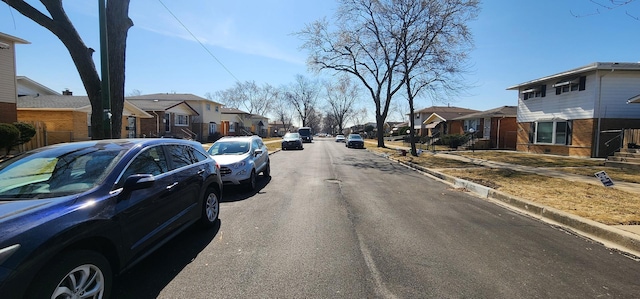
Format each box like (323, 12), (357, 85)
(113, 220), (221, 299)
(219, 176), (272, 202)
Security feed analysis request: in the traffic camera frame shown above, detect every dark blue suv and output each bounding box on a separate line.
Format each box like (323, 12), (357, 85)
(0, 138), (222, 298)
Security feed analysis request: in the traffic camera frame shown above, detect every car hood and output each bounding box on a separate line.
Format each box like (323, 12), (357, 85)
(0, 198), (60, 222)
(212, 154), (249, 165)
(282, 138), (300, 142)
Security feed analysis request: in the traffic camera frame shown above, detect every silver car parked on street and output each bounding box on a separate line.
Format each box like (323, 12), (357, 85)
(207, 136), (270, 191)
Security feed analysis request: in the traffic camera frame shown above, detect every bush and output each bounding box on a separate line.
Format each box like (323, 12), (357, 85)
(441, 134), (467, 149)
(12, 122), (36, 147)
(0, 123), (20, 155)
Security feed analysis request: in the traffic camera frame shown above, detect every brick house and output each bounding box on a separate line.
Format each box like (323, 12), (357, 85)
(450, 106), (518, 150)
(126, 98), (198, 139)
(416, 106), (479, 137)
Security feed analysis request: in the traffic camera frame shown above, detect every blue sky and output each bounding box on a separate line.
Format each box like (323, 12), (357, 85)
(2, 0), (640, 123)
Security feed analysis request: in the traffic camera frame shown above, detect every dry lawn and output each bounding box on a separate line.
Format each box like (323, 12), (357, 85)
(367, 145), (640, 226)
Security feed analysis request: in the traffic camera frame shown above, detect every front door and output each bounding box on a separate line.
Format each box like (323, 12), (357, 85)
(127, 116), (136, 138)
(483, 117), (491, 139)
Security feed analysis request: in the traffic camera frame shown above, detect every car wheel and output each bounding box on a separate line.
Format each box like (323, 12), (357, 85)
(27, 250), (112, 299)
(199, 187), (220, 228)
(262, 160), (271, 178)
(246, 170), (257, 191)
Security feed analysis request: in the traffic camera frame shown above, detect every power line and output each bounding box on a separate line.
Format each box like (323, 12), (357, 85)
(157, 0), (240, 83)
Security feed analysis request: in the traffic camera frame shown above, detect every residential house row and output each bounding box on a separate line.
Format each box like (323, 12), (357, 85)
(388, 62), (640, 158)
(3, 32), (639, 158)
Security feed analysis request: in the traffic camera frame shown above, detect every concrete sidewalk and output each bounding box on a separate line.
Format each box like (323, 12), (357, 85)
(366, 143), (640, 257)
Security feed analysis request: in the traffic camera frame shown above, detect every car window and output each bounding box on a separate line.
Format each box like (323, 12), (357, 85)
(191, 146), (210, 162)
(0, 147), (121, 199)
(209, 140), (250, 155)
(167, 144), (193, 170)
(119, 146), (169, 185)
(252, 139), (261, 152)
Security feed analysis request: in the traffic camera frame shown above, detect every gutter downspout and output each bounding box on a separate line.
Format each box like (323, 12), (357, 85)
(497, 117), (502, 149)
(152, 111), (160, 137)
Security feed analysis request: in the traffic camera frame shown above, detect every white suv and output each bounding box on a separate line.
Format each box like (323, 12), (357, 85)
(207, 136), (270, 190)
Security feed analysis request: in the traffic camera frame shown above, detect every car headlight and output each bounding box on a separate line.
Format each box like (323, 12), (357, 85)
(232, 161), (247, 169)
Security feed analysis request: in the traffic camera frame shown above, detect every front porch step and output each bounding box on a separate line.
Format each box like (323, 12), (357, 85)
(614, 152), (640, 159)
(607, 156), (640, 163)
(604, 160), (640, 170)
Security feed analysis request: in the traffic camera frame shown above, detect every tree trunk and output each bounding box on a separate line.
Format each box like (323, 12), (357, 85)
(107, 0), (133, 139)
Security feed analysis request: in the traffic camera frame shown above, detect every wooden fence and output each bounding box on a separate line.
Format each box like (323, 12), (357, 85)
(623, 128), (640, 149)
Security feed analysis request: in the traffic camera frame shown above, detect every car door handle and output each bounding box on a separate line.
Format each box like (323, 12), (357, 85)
(166, 182), (179, 190)
(197, 169), (205, 175)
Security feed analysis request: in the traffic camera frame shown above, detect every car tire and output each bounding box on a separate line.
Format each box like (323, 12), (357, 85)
(262, 161), (270, 178)
(199, 187), (220, 228)
(27, 250), (112, 299)
(246, 170), (257, 191)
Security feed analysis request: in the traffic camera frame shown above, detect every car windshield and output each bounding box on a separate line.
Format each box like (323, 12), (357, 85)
(284, 133), (300, 139)
(337, 135), (345, 139)
(208, 140), (251, 155)
(348, 135), (362, 140)
(0, 145), (124, 199)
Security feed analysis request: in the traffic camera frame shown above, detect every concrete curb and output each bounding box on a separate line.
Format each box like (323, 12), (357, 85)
(375, 152), (640, 257)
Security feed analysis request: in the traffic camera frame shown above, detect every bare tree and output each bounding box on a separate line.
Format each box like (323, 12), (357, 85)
(3, 0), (132, 139)
(127, 89), (142, 96)
(571, 0), (637, 18)
(213, 81), (275, 116)
(395, 0), (479, 155)
(322, 112), (339, 135)
(325, 75), (360, 134)
(284, 74), (320, 127)
(351, 107), (369, 131)
(305, 108), (323, 134)
(298, 0), (407, 148)
(271, 87), (295, 135)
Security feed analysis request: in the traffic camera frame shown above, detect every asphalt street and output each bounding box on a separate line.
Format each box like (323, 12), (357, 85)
(114, 138), (640, 298)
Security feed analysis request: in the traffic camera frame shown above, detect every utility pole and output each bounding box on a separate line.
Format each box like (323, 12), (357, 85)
(99, 0), (112, 138)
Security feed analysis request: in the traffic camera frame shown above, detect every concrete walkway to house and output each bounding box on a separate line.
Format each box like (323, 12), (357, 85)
(367, 142), (640, 256)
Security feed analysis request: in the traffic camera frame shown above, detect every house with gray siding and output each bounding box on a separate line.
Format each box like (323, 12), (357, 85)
(0, 32), (29, 123)
(507, 62), (640, 158)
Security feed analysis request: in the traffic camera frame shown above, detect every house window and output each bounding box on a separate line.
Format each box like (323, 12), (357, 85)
(206, 103), (211, 111)
(463, 119), (479, 132)
(175, 114), (189, 126)
(215, 106), (219, 112)
(554, 76), (586, 95)
(535, 120), (572, 145)
(522, 85), (546, 100)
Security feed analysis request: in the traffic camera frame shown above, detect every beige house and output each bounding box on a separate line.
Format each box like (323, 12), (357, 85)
(0, 32), (29, 123)
(127, 93), (223, 142)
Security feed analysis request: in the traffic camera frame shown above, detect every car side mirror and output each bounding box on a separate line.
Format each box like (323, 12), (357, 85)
(254, 149), (263, 156)
(123, 174), (155, 191)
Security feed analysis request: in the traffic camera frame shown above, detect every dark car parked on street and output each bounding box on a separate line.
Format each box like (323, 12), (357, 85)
(346, 134), (365, 149)
(0, 138), (222, 299)
(298, 127), (313, 143)
(281, 132), (304, 150)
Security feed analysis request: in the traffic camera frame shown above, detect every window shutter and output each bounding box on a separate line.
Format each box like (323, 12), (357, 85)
(579, 76), (586, 91)
(541, 85), (546, 97)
